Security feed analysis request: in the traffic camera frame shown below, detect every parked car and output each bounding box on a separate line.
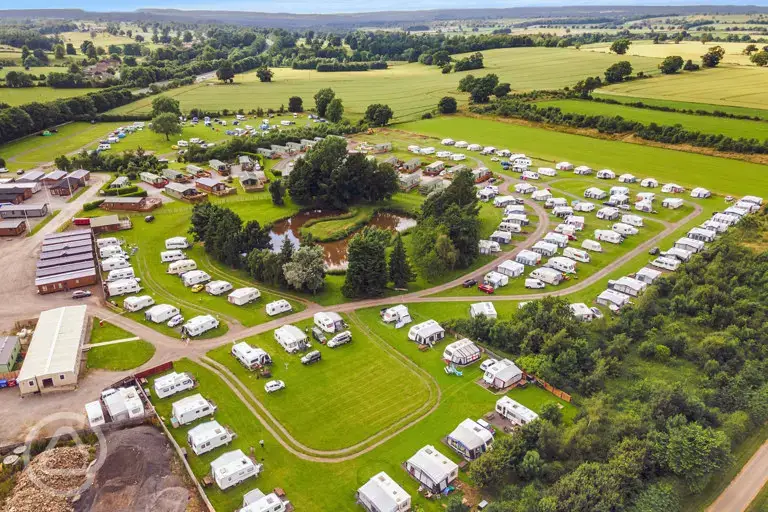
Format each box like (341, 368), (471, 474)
(301, 350), (322, 365)
(478, 284), (495, 294)
(72, 290), (92, 299)
(311, 326), (326, 343)
(463, 278), (478, 288)
(145, 215), (155, 223)
(191, 284), (205, 293)
(590, 307), (604, 320)
(264, 380), (285, 393)
(648, 247), (660, 256)
(167, 314), (184, 328)
(327, 331), (352, 348)
(480, 358), (498, 371)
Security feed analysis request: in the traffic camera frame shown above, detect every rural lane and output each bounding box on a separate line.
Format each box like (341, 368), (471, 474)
(707, 440), (768, 512)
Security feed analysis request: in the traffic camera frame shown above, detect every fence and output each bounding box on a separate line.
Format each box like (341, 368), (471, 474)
(135, 361), (174, 380)
(530, 375), (572, 403)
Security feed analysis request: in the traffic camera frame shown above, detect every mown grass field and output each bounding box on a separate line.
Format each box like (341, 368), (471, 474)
(1, 86), (94, 106)
(582, 40), (759, 65)
(85, 340), (156, 371)
(591, 93), (768, 119)
(536, 99), (768, 140)
(90, 319), (136, 344)
(0, 66), (72, 78)
(598, 66), (768, 112)
(110, 47), (661, 122)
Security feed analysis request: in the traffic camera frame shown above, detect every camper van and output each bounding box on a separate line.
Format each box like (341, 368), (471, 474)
(145, 304), (180, 323)
(621, 215), (644, 227)
(266, 299), (292, 316)
(594, 230), (622, 244)
(107, 278), (142, 297)
(151, 371), (194, 400)
(181, 270), (211, 287)
(171, 394), (216, 426)
(314, 312), (345, 333)
(106, 267), (135, 282)
(232, 342), (272, 369)
(563, 247), (590, 263)
(228, 287), (261, 306)
(546, 256), (577, 274)
(123, 295), (154, 312)
(161, 250), (186, 263)
(168, 259), (197, 275)
(96, 237), (120, 249)
(612, 223), (639, 236)
(99, 245), (126, 259)
(188, 420), (235, 456)
(165, 237), (190, 250)
(530, 267), (563, 286)
(581, 239), (603, 252)
(182, 315), (220, 337)
(205, 280), (233, 296)
(651, 257), (681, 272)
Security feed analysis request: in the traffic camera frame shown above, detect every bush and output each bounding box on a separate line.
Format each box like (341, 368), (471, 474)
(437, 96), (458, 114)
(102, 185), (139, 196)
(83, 199), (105, 211)
(421, 112), (433, 119)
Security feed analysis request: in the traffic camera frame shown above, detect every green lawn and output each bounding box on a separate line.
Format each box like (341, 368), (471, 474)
(536, 99), (768, 140)
(591, 92), (768, 120)
(90, 319), (137, 344)
(506, 385), (578, 425)
(86, 340), (156, 371)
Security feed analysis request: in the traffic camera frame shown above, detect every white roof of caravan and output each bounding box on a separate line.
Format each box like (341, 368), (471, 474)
(585, 187), (605, 195)
(496, 396), (538, 422)
(166, 236), (188, 244)
(691, 187), (710, 194)
(124, 294), (152, 305)
(85, 401), (103, 419)
(741, 195), (763, 205)
(146, 304), (176, 315)
(449, 418), (493, 450)
(229, 287), (259, 298)
(188, 420), (227, 443)
(207, 280), (231, 288)
(154, 372), (189, 389)
(614, 276), (647, 292)
(689, 227), (716, 238)
(386, 304), (409, 316)
(485, 358), (521, 381)
(598, 289), (630, 306)
(211, 449), (254, 478)
(531, 189), (552, 198)
(275, 324), (306, 340)
(676, 237), (705, 248)
(407, 445), (458, 483)
(444, 338), (480, 359)
(411, 320), (444, 338)
(549, 256), (576, 267)
(172, 393), (211, 415)
(315, 311), (343, 323)
(516, 249), (540, 261)
(499, 260), (524, 273)
(636, 267), (662, 280)
(18, 306), (86, 382)
(544, 232), (568, 242)
(184, 315), (216, 329)
(569, 303), (592, 317)
(240, 491), (284, 512)
(533, 241), (558, 252)
(663, 197), (684, 205)
(358, 472), (410, 512)
(471, 302), (497, 316)
(183, 270), (208, 279)
(532, 266), (562, 278)
(491, 230), (511, 240)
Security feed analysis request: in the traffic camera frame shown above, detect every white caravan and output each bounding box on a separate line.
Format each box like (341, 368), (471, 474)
(96, 237), (120, 249)
(181, 315), (220, 337)
(228, 287), (261, 306)
(165, 236), (190, 249)
(205, 280), (233, 296)
(563, 247), (590, 263)
(181, 270), (211, 287)
(171, 393), (216, 426)
(211, 449), (261, 490)
(107, 278), (142, 297)
(168, 259), (197, 275)
(581, 239), (603, 252)
(546, 256), (577, 274)
(154, 371), (195, 399)
(145, 304), (180, 323)
(188, 420), (235, 456)
(651, 257), (681, 271)
(314, 312), (345, 333)
(123, 295), (154, 312)
(106, 267), (135, 282)
(232, 342), (272, 369)
(161, 250), (186, 263)
(266, 299), (292, 316)
(101, 257), (130, 272)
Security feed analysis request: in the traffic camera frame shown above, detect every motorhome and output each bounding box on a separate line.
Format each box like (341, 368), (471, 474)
(161, 250), (186, 263)
(123, 295), (154, 312)
(594, 230), (623, 244)
(546, 256), (577, 274)
(168, 259), (197, 275)
(99, 245), (126, 259)
(181, 270), (211, 287)
(106, 267), (135, 282)
(211, 449), (261, 490)
(274, 325), (309, 353)
(107, 278), (142, 297)
(266, 299), (292, 316)
(612, 223), (639, 236)
(408, 320), (445, 345)
(314, 312), (345, 333)
(96, 237), (120, 249)
(232, 342), (272, 369)
(581, 239), (603, 252)
(228, 287), (261, 306)
(621, 214), (644, 227)
(563, 247), (590, 263)
(188, 420), (235, 456)
(152, 371), (194, 400)
(181, 315), (220, 337)
(674, 237), (705, 253)
(205, 280), (233, 296)
(651, 257), (681, 271)
(530, 267), (563, 285)
(145, 304), (180, 323)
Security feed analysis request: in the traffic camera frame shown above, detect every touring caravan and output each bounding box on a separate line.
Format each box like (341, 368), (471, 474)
(98, 245), (125, 259)
(145, 304), (180, 323)
(188, 420), (235, 456)
(702, 220), (729, 233)
(532, 241), (558, 257)
(565, 215), (585, 231)
(573, 201), (595, 213)
(712, 213), (739, 226)
(674, 237), (705, 253)
(181, 270), (211, 287)
(530, 267), (563, 285)
(553, 206), (574, 218)
(497, 260), (524, 277)
(545, 197), (568, 209)
(687, 227), (716, 243)
(495, 396), (538, 425)
(470, 302), (498, 319)
(570, 303), (594, 322)
(515, 249), (541, 267)
(442, 339), (481, 366)
(314, 312), (345, 333)
(382, 305), (412, 327)
(123, 295), (154, 312)
(96, 237), (120, 249)
(107, 278), (142, 297)
(490, 231), (512, 244)
(662, 247), (693, 262)
(181, 315), (220, 337)
(498, 221), (523, 233)
(594, 229), (622, 244)
(274, 325), (309, 353)
(596, 207), (620, 221)
(597, 289), (631, 311)
(574, 165), (592, 175)
(503, 214), (529, 226)
(581, 239), (602, 252)
(543, 232), (569, 248)
(154, 372), (195, 399)
(641, 178), (658, 188)
(546, 256), (577, 274)
(211, 449), (261, 490)
(205, 280), (233, 296)
(232, 342), (272, 369)
(165, 237), (190, 250)
(168, 259), (197, 275)
(556, 162), (573, 171)
(484, 271), (509, 288)
(493, 195), (517, 208)
(609, 276), (647, 297)
(228, 287), (261, 306)
(266, 299), (292, 316)
(618, 173), (636, 183)
(405, 446), (458, 494)
(85, 401), (105, 428)
(408, 320), (445, 345)
(621, 214), (644, 227)
(106, 267), (135, 282)
(161, 250), (186, 263)
(563, 247), (590, 263)
(662, 198), (684, 209)
(531, 190), (552, 202)
(612, 223), (639, 236)
(596, 169), (615, 180)
(584, 187), (606, 200)
(635, 267), (662, 285)
(554, 223), (576, 238)
(538, 167), (557, 177)
(171, 394), (216, 427)
(651, 257), (681, 272)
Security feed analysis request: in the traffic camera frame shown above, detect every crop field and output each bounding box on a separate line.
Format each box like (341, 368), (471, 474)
(591, 93), (768, 120)
(0, 86), (94, 106)
(582, 40), (759, 65)
(59, 30), (137, 47)
(110, 47), (661, 122)
(598, 66), (768, 112)
(536, 99), (768, 140)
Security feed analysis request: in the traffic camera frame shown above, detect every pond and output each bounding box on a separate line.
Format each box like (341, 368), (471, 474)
(268, 210), (417, 269)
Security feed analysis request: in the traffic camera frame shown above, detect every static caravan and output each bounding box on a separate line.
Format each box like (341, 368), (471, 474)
(232, 342), (272, 369)
(205, 280), (233, 296)
(314, 312), (345, 333)
(532, 241), (558, 257)
(570, 303), (594, 322)
(161, 250), (186, 263)
(484, 271), (509, 288)
(154, 372), (195, 399)
(594, 229), (623, 244)
(443, 339), (481, 366)
(228, 287), (261, 306)
(596, 169), (615, 180)
(662, 183), (685, 194)
(490, 230), (512, 244)
(405, 446), (459, 494)
(498, 259), (524, 278)
(211, 449), (261, 490)
(168, 259), (197, 275)
(107, 278), (141, 297)
(504, 214), (529, 226)
(530, 267), (563, 285)
(408, 320), (445, 346)
(123, 295), (154, 312)
(584, 187), (606, 200)
(165, 236), (190, 250)
(663, 247), (693, 262)
(85, 401), (105, 428)
(687, 227), (716, 243)
(145, 304), (179, 323)
(498, 221), (523, 234)
(447, 418), (494, 461)
(618, 173), (636, 183)
(96, 237), (120, 249)
(662, 198), (684, 209)
(597, 207), (620, 221)
(182, 315), (220, 337)
(494, 195), (517, 208)
(612, 223), (639, 236)
(581, 239), (603, 252)
(516, 249), (541, 267)
(544, 232), (569, 248)
(538, 167), (557, 177)
(597, 289), (632, 310)
(675, 237), (705, 253)
(565, 215), (585, 230)
(573, 201), (595, 213)
(609, 276), (647, 297)
(553, 206), (574, 218)
(556, 162), (574, 171)
(188, 420), (235, 456)
(274, 325), (309, 353)
(641, 178), (658, 188)
(691, 187), (711, 199)
(531, 189), (552, 202)
(546, 256), (577, 274)
(106, 267), (135, 282)
(651, 257), (681, 272)
(99, 245), (126, 259)
(574, 165), (593, 175)
(470, 302), (498, 319)
(635, 267), (662, 285)
(495, 396), (538, 425)
(702, 220), (729, 233)
(563, 247), (590, 263)
(172, 394), (216, 426)
(181, 270), (211, 287)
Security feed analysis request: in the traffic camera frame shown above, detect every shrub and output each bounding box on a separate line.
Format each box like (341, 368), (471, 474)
(83, 199), (105, 211)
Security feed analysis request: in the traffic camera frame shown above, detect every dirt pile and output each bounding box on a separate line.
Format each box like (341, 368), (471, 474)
(5, 446), (90, 512)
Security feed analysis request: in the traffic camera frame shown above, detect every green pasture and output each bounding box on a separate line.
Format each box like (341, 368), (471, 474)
(590, 93), (768, 120)
(85, 340), (155, 371)
(536, 99), (768, 140)
(0, 86), (94, 106)
(60, 30), (137, 48)
(0, 66), (71, 78)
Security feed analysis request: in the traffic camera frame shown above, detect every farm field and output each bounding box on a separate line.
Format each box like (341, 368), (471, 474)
(0, 86), (94, 106)
(582, 40), (759, 65)
(110, 47), (662, 122)
(536, 99), (768, 140)
(598, 66), (768, 112)
(0, 66), (71, 78)
(60, 30), (137, 47)
(591, 92), (768, 120)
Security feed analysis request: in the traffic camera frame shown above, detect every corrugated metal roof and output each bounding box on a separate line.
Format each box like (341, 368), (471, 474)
(0, 336), (19, 366)
(42, 229), (92, 241)
(39, 246), (94, 260)
(17, 306), (87, 381)
(0, 219), (25, 229)
(36, 261), (95, 278)
(34, 268), (96, 286)
(37, 254), (95, 269)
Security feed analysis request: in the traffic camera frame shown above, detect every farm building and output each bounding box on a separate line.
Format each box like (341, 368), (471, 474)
(241, 171), (268, 191)
(0, 204), (49, 219)
(569, 303), (594, 322)
(690, 187), (711, 199)
(597, 289), (631, 310)
(470, 302), (497, 319)
(515, 249), (541, 266)
(447, 418), (494, 460)
(635, 267), (662, 284)
(498, 259), (524, 278)
(274, 325), (309, 353)
(17, 305), (87, 396)
(405, 446), (459, 494)
(357, 472), (411, 512)
(103, 386), (145, 422)
(584, 187), (606, 200)
(165, 182), (206, 201)
(101, 196), (161, 212)
(483, 359), (523, 389)
(442, 339), (481, 366)
(0, 335), (21, 372)
(495, 396), (539, 425)
(381, 305), (412, 326)
(211, 449), (261, 490)
(0, 219), (26, 237)
(408, 320), (445, 345)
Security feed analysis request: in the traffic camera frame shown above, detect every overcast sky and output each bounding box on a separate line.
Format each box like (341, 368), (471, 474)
(14, 0), (768, 14)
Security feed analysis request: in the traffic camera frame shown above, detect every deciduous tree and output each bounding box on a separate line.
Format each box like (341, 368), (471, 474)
(150, 112), (182, 141)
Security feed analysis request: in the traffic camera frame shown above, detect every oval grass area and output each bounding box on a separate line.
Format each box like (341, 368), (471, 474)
(86, 340), (156, 372)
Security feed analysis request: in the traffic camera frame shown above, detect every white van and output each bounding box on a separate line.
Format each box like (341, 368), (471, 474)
(145, 304), (180, 323)
(165, 237), (190, 250)
(563, 247), (590, 263)
(168, 259), (197, 275)
(266, 299), (292, 316)
(99, 245), (126, 259)
(107, 278), (142, 298)
(181, 270), (211, 287)
(161, 250), (186, 263)
(123, 295), (154, 312)
(546, 256), (577, 274)
(621, 215), (644, 227)
(101, 257), (130, 271)
(205, 280), (233, 296)
(612, 223), (639, 236)
(106, 267), (135, 282)
(651, 257), (681, 271)
(96, 237), (120, 249)
(498, 221), (522, 233)
(581, 239), (603, 252)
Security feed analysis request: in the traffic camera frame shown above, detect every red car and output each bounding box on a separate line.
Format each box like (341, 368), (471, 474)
(478, 284), (495, 294)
